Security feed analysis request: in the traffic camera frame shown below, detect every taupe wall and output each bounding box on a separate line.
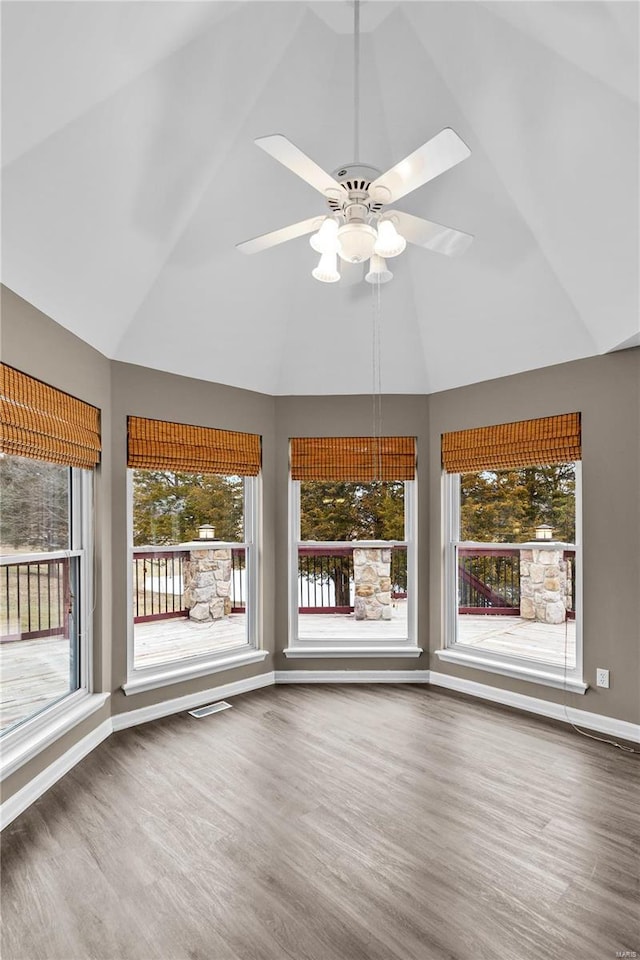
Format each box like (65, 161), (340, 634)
(1, 285), (639, 806)
(429, 350), (640, 724)
(0, 287), (113, 801)
(109, 361), (277, 715)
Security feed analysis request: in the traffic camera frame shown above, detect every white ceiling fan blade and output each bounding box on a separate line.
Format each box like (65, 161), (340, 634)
(389, 210), (473, 257)
(236, 216), (322, 255)
(370, 129), (471, 204)
(255, 135), (343, 198)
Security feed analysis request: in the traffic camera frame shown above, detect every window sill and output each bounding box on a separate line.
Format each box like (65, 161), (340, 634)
(435, 648), (588, 694)
(122, 648), (269, 695)
(284, 646), (423, 659)
(1, 691), (111, 780)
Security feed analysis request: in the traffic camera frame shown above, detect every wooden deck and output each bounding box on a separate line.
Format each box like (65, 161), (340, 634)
(458, 614), (576, 667)
(0, 609), (575, 733)
(134, 614), (248, 669)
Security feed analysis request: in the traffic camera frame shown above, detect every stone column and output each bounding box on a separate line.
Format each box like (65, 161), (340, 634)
(353, 546), (392, 621)
(519, 545), (568, 624)
(184, 546), (232, 622)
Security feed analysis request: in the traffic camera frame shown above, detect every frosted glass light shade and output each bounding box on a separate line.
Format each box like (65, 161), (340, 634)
(374, 219), (406, 258)
(337, 222), (378, 263)
(310, 218), (339, 253)
(312, 250), (340, 283)
(365, 254), (393, 284)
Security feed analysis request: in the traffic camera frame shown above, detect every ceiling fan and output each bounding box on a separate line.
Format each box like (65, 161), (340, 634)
(236, 0), (473, 285)
(236, 129), (473, 284)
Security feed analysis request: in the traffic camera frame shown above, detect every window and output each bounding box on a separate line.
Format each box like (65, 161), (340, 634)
(439, 414), (584, 691)
(0, 364), (99, 747)
(286, 437), (419, 657)
(125, 417), (264, 690)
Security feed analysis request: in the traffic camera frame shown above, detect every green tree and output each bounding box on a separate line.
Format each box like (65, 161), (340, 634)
(132, 470), (243, 546)
(460, 464), (576, 543)
(299, 480), (406, 602)
(0, 455), (69, 551)
(299, 480), (404, 541)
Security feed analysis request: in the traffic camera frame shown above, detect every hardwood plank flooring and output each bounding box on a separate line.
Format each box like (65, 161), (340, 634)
(1, 685), (638, 960)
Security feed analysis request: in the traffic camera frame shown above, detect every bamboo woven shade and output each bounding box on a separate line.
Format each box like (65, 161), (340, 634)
(290, 436), (416, 481)
(127, 416), (261, 476)
(441, 413), (581, 473)
(1, 363), (101, 469)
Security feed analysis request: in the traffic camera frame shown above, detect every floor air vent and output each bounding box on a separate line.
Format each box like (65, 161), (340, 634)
(189, 701), (232, 718)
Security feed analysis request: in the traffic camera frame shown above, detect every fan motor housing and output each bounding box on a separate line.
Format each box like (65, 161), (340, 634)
(326, 163), (386, 217)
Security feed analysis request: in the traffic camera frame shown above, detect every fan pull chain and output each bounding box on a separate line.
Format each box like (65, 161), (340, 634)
(371, 277), (383, 479)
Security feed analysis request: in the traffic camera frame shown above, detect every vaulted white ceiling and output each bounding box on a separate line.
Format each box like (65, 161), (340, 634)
(2, 1), (638, 395)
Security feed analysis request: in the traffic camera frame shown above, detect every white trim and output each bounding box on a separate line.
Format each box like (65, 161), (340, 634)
(1, 718), (112, 831)
(429, 671), (640, 742)
(114, 671), (275, 730)
(288, 476), (418, 653)
(405, 479), (418, 649)
(126, 471), (261, 682)
(275, 670), (430, 683)
(283, 646), (423, 659)
(442, 467), (585, 686)
(126, 471), (135, 682)
(435, 648), (588, 693)
(121, 648), (269, 695)
(288, 477), (300, 647)
(1, 692), (110, 780)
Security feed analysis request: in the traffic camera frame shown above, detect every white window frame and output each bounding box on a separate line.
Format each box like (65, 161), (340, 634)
(284, 477), (421, 658)
(123, 471), (266, 694)
(1, 467), (108, 781)
(436, 465), (586, 693)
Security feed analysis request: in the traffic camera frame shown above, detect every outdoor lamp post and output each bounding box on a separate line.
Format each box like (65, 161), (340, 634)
(535, 523), (554, 541)
(198, 523), (215, 541)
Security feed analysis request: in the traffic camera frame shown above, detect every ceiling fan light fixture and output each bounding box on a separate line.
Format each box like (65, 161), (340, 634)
(337, 222), (378, 264)
(374, 219), (406, 258)
(309, 217), (340, 253)
(365, 254), (393, 285)
(312, 250), (341, 283)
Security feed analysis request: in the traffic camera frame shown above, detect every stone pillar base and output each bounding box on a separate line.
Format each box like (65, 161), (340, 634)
(184, 547), (232, 622)
(519, 547), (568, 624)
(354, 547), (392, 621)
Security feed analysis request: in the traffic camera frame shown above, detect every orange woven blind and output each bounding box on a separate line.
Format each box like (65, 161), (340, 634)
(290, 436), (416, 481)
(128, 416), (261, 476)
(0, 363), (101, 469)
(441, 413), (581, 473)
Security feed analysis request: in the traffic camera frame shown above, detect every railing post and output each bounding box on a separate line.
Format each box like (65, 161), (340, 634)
(61, 557), (71, 639)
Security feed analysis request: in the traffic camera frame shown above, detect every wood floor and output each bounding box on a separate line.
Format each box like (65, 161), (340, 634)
(1, 685), (638, 960)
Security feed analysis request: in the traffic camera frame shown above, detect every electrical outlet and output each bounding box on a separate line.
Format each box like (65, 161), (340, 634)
(596, 668), (610, 689)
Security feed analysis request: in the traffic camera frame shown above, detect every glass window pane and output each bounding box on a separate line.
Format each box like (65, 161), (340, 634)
(131, 469), (249, 669)
(0, 454), (70, 553)
(297, 480), (409, 643)
(0, 455), (80, 735)
(455, 463), (577, 668)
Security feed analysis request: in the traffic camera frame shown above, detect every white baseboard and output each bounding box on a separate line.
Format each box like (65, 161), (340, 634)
(112, 671), (275, 732)
(0, 719), (112, 831)
(429, 671), (640, 743)
(282, 646), (423, 658)
(274, 670), (431, 684)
